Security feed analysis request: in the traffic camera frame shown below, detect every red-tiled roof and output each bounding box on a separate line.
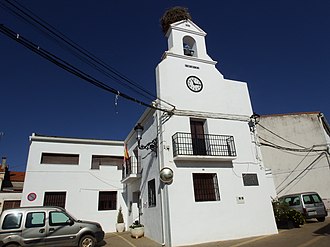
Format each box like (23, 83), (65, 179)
(9, 171), (25, 182)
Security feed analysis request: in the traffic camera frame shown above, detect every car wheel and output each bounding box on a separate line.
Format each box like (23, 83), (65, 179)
(79, 235), (96, 247)
(6, 244), (21, 247)
(317, 217), (325, 222)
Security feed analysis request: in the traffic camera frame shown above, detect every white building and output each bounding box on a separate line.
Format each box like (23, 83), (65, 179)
(257, 112), (330, 209)
(122, 19), (278, 246)
(21, 133), (125, 232)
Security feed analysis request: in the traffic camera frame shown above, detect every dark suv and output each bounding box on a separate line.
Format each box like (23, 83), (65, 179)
(0, 206), (104, 247)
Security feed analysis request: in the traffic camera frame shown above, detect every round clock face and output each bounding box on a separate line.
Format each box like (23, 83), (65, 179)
(186, 76), (203, 92)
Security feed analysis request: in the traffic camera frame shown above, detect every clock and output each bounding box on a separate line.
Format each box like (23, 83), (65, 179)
(186, 76), (203, 92)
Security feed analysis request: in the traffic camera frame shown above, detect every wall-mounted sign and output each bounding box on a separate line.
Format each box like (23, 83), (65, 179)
(27, 192), (37, 202)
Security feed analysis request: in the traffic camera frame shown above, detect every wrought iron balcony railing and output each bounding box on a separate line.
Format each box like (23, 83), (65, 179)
(172, 132), (237, 158)
(122, 157), (141, 182)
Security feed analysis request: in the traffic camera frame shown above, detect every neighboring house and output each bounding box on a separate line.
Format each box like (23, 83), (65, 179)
(257, 112), (330, 209)
(20, 133), (125, 232)
(0, 157), (25, 212)
(122, 19), (278, 247)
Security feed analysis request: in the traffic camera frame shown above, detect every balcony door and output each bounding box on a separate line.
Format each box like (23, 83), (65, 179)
(190, 120), (206, 155)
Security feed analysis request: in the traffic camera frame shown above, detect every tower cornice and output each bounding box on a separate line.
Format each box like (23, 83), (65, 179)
(161, 51), (217, 65)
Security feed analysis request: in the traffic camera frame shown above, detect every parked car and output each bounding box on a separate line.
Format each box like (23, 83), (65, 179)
(279, 192), (328, 222)
(0, 206), (104, 247)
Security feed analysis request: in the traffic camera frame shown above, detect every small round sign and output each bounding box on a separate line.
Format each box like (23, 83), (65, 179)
(27, 192), (37, 202)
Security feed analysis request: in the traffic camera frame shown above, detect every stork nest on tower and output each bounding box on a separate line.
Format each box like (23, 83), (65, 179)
(160, 6), (192, 35)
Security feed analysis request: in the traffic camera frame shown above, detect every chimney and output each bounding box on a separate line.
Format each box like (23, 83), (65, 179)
(1, 157), (7, 169)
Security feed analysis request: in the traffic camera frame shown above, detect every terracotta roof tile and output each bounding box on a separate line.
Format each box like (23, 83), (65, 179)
(9, 171), (25, 182)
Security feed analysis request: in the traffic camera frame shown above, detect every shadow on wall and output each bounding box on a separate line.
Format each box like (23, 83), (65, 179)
(174, 160), (233, 168)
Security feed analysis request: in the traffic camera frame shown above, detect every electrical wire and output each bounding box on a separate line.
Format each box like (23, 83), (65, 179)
(0, 0), (176, 109)
(0, 24), (171, 113)
(275, 149), (312, 190)
(277, 152), (326, 194)
(259, 138), (313, 153)
(258, 123), (307, 148)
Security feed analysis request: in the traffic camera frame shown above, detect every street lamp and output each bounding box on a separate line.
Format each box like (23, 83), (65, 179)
(134, 123), (158, 153)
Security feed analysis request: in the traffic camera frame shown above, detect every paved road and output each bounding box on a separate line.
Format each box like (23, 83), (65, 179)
(100, 217), (330, 247)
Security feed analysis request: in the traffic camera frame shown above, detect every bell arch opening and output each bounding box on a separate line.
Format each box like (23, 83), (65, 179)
(183, 36), (197, 57)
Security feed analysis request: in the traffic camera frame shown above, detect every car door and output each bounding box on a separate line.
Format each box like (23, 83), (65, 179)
(44, 210), (80, 247)
(22, 211), (47, 246)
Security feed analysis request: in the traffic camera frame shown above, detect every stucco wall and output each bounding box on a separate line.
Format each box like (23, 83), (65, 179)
(257, 113), (330, 204)
(21, 137), (126, 232)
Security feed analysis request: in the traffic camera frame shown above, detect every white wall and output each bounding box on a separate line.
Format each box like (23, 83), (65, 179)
(21, 136), (126, 232)
(123, 19), (278, 246)
(159, 116), (277, 246)
(258, 113), (330, 204)
(150, 19), (278, 246)
(125, 112), (164, 243)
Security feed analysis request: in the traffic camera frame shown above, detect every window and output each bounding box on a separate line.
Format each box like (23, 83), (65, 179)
(193, 173), (220, 202)
(242, 174), (259, 186)
(41, 153), (79, 165)
(3, 200), (21, 210)
(303, 194), (322, 204)
(25, 212), (45, 228)
(148, 179), (156, 207)
(91, 155), (123, 170)
(2, 213), (22, 230)
(44, 192), (66, 208)
(283, 196), (301, 206)
(50, 211), (70, 226)
(98, 191), (117, 210)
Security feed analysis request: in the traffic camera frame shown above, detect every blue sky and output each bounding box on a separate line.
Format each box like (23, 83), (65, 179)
(1, 0), (330, 171)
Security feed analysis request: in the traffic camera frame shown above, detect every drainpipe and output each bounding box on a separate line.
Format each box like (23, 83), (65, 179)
(157, 110), (172, 247)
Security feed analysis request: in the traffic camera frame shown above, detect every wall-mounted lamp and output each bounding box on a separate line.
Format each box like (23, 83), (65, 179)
(248, 113), (260, 132)
(134, 123), (158, 153)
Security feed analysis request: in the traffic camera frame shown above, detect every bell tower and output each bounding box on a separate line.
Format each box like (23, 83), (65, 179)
(162, 19), (216, 64)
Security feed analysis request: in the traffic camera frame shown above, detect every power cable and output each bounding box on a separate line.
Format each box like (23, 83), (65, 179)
(0, 24), (171, 113)
(275, 149), (312, 190)
(258, 123), (306, 148)
(1, 0), (176, 109)
(259, 136), (315, 153)
(277, 152), (325, 194)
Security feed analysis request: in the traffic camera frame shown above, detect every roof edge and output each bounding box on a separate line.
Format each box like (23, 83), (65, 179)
(30, 133), (124, 146)
(260, 111), (321, 118)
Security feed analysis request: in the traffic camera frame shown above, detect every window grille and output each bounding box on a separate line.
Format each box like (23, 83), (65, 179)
(148, 179), (156, 207)
(44, 192), (66, 208)
(3, 200), (21, 210)
(192, 173), (220, 202)
(98, 191), (117, 211)
(41, 153), (79, 165)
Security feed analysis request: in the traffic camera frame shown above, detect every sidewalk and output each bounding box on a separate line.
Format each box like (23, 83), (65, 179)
(102, 231), (162, 247)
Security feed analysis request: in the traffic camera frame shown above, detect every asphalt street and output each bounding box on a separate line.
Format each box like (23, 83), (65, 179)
(100, 217), (330, 247)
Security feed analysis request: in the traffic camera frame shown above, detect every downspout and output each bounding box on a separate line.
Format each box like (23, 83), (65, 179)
(157, 110), (172, 247)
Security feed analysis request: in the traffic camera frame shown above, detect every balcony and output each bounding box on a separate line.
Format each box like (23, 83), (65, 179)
(121, 157), (141, 183)
(172, 132), (237, 161)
